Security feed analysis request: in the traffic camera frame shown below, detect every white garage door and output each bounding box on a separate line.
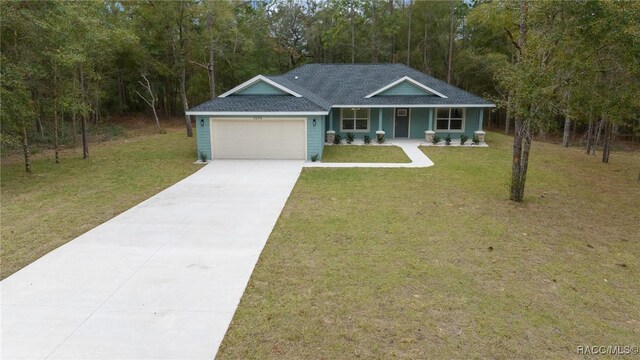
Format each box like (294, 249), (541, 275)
(212, 118), (306, 159)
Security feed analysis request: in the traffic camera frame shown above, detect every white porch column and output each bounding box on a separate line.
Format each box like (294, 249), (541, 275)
(474, 109), (486, 143)
(376, 108), (385, 142)
(425, 109), (435, 142)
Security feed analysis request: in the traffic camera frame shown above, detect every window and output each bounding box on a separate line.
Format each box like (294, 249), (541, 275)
(397, 109), (408, 117)
(341, 108), (370, 132)
(436, 108), (464, 131)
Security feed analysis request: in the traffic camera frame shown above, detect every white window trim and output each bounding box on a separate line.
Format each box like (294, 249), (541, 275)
(365, 76), (448, 98)
(218, 75), (302, 98)
(340, 108), (370, 132)
(435, 108), (466, 132)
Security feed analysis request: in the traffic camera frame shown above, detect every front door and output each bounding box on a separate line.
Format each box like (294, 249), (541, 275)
(395, 108), (409, 138)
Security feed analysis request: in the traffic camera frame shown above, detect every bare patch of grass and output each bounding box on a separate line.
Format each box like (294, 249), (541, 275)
(218, 132), (640, 359)
(0, 129), (198, 279)
(322, 145), (411, 163)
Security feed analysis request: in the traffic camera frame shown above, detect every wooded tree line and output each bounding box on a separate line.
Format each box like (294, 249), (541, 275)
(1, 0), (638, 199)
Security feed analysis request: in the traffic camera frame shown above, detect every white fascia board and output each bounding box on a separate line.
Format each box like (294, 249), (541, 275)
(364, 76), (448, 99)
(185, 111), (329, 116)
(331, 104), (496, 108)
(218, 75), (302, 98)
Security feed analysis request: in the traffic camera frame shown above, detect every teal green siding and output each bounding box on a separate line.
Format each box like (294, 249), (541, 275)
(379, 82), (430, 96)
(464, 108), (481, 138)
(381, 108), (394, 136)
(409, 108), (429, 139)
(196, 116), (212, 160)
(236, 81), (287, 95)
(320, 115), (326, 158)
(307, 115), (323, 160)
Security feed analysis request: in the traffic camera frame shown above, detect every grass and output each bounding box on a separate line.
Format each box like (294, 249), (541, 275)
(217, 132), (640, 359)
(0, 128), (198, 279)
(322, 145), (411, 163)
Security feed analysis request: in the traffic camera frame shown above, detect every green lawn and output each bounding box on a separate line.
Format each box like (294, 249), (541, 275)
(322, 145), (411, 163)
(0, 129), (198, 279)
(218, 132), (640, 359)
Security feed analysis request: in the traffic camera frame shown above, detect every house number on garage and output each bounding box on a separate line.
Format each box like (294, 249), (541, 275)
(253, 116), (262, 120)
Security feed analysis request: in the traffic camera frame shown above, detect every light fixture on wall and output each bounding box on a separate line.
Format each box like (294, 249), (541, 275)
(312, 119), (316, 127)
(200, 119), (204, 127)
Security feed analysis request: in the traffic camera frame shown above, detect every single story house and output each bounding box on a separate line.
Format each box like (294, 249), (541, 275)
(186, 64), (495, 161)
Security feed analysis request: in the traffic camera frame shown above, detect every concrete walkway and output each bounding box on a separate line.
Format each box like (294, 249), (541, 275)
(305, 139), (434, 168)
(1, 160), (303, 360)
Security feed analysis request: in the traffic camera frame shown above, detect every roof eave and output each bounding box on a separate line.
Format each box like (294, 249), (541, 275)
(331, 104), (495, 108)
(185, 111), (330, 116)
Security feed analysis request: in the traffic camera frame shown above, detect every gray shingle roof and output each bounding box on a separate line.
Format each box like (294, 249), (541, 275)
(188, 95), (326, 112)
(188, 64), (494, 113)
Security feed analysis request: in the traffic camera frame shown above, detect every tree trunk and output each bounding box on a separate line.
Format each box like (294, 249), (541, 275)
(593, 117), (604, 155)
(406, 0), (412, 66)
(601, 120), (610, 163)
(53, 70), (60, 164)
(371, 0), (377, 63)
(446, 0), (455, 84)
(33, 97), (45, 140)
(180, 67), (193, 137)
(422, 22), (430, 74)
(562, 116), (571, 147)
(504, 92), (511, 134)
(517, 125), (533, 200)
(81, 115), (89, 159)
(585, 118), (593, 154)
(207, 13), (216, 100)
(54, 99), (60, 164)
(166, 86), (171, 117)
(511, 116), (523, 201)
(389, 0), (395, 63)
(22, 124), (31, 173)
(60, 110), (65, 138)
(79, 67), (89, 159)
(72, 112), (77, 148)
(350, 0), (355, 64)
(602, 122), (616, 163)
(118, 69), (126, 114)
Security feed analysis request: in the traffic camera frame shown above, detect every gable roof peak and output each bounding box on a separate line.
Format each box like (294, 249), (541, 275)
(365, 76), (448, 99)
(218, 74), (302, 98)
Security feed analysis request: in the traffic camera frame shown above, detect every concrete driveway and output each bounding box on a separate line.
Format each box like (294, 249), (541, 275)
(1, 160), (303, 360)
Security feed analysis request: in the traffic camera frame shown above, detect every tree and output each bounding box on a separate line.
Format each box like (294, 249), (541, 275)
(135, 75), (162, 133)
(508, 0), (531, 202)
(446, 0), (455, 83)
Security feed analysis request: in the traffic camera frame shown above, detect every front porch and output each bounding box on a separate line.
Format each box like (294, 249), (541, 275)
(324, 107), (486, 144)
